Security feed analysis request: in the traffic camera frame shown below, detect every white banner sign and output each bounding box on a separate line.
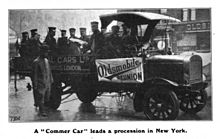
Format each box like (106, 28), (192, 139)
(95, 57), (144, 83)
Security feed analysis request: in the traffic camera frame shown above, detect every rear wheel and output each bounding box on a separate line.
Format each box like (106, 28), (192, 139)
(179, 90), (207, 114)
(76, 81), (97, 103)
(47, 83), (62, 110)
(143, 87), (179, 120)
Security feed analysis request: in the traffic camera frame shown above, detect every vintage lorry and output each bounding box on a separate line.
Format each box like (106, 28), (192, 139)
(10, 12), (208, 120)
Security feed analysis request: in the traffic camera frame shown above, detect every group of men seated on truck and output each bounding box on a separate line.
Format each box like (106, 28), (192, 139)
(17, 21), (142, 59)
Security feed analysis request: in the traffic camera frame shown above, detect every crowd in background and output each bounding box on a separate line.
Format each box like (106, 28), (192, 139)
(16, 21), (141, 59)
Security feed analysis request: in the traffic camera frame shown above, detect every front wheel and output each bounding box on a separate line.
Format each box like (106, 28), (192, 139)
(179, 90), (207, 114)
(143, 87), (179, 120)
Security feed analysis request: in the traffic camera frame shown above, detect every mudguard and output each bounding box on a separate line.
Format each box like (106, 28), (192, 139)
(144, 77), (179, 88)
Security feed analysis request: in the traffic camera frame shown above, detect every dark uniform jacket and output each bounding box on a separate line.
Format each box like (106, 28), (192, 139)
(106, 33), (122, 47)
(69, 36), (79, 39)
(121, 33), (139, 57)
(57, 37), (68, 48)
(121, 33), (137, 46)
(44, 35), (56, 51)
(80, 36), (89, 43)
(88, 30), (105, 55)
(29, 38), (41, 58)
(57, 37), (69, 54)
(19, 39), (29, 57)
(105, 33), (122, 58)
(68, 36), (82, 56)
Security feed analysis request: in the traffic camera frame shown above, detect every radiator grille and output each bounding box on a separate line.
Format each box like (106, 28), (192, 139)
(189, 56), (202, 84)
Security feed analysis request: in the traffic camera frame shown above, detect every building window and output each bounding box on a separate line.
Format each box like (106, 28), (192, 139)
(191, 9), (196, 21)
(197, 32), (210, 50)
(183, 9), (188, 21)
(177, 33), (197, 47)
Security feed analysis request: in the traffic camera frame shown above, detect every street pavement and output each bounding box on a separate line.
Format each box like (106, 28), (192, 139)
(9, 77), (212, 122)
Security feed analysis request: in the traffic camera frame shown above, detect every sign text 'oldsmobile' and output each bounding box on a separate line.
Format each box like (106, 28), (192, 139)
(95, 57), (144, 83)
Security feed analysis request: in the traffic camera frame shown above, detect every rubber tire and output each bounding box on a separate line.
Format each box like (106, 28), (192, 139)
(133, 93), (144, 112)
(179, 90), (207, 114)
(76, 82), (97, 103)
(143, 87), (179, 120)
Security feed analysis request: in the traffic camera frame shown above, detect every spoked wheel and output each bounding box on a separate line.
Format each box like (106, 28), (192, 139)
(179, 90), (207, 114)
(76, 81), (97, 103)
(133, 93), (144, 112)
(47, 83), (62, 110)
(143, 87), (179, 120)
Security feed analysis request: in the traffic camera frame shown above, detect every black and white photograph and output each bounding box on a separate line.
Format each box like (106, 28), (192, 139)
(8, 8), (212, 122)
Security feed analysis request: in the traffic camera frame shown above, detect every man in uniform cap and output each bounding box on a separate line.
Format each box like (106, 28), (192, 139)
(57, 30), (68, 53)
(22, 31), (29, 38)
(30, 29), (38, 38)
(32, 44), (53, 116)
(29, 32), (43, 107)
(60, 29), (67, 36)
(22, 31), (29, 36)
(79, 28), (89, 42)
(105, 25), (122, 58)
(68, 28), (82, 55)
(29, 29), (38, 50)
(28, 29), (41, 58)
(44, 27), (57, 52)
(121, 23), (138, 57)
(88, 21), (105, 57)
(69, 28), (78, 39)
(79, 27), (90, 53)
(26, 30), (42, 109)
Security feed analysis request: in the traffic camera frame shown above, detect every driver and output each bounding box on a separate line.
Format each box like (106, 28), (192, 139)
(121, 23), (138, 57)
(105, 25), (122, 58)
